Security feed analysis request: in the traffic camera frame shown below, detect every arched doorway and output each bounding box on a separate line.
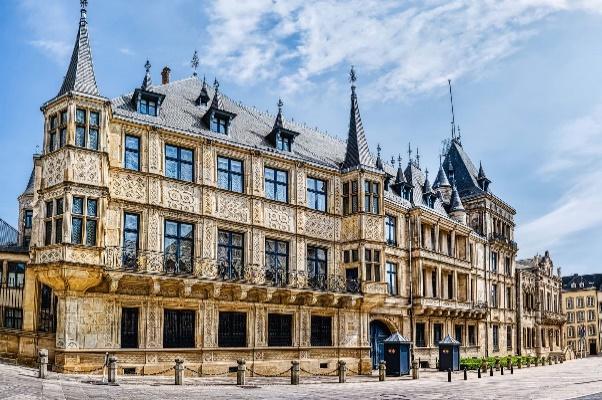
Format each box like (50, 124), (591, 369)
(370, 320), (391, 370)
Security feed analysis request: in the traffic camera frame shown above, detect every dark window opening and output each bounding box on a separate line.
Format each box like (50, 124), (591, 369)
(311, 315), (332, 346)
(218, 312), (247, 348)
(307, 246), (327, 290)
(163, 309), (195, 348)
(121, 308), (139, 349)
(433, 323), (443, 346)
(415, 323), (426, 347)
(268, 314), (292, 347)
(265, 167), (288, 202)
(124, 135), (141, 171)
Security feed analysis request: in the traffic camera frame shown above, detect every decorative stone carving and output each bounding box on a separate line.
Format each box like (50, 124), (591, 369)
(110, 172), (146, 202)
(341, 215), (360, 242)
(148, 177), (161, 206)
(146, 301), (160, 348)
(203, 220), (215, 258)
(264, 203), (294, 232)
(147, 211), (160, 251)
(148, 131), (160, 174)
(364, 215), (384, 241)
(304, 212), (335, 241)
(163, 181), (198, 213)
(80, 297), (115, 349)
(43, 151), (66, 188)
(36, 247), (63, 264)
(202, 145), (213, 185)
(216, 193), (249, 223)
(73, 151), (101, 185)
(296, 168), (306, 206)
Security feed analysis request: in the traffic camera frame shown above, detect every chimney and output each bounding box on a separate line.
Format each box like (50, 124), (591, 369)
(161, 67), (171, 85)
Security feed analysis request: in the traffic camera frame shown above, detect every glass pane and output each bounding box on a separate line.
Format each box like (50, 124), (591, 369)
(50, 116), (57, 129)
(124, 231), (138, 245)
(76, 109), (86, 124)
(277, 255), (287, 269)
(180, 149), (193, 162)
(277, 241), (287, 254)
(165, 159), (178, 179)
(164, 237), (177, 253)
(316, 194), (326, 211)
(86, 220), (97, 246)
(165, 145), (178, 159)
(265, 240), (275, 253)
(276, 184), (286, 202)
(180, 240), (193, 262)
(232, 233), (243, 247)
(87, 199), (97, 217)
(54, 219), (62, 244)
(71, 217), (83, 244)
(217, 170), (229, 189)
(75, 127), (85, 147)
(180, 163), (193, 181)
(125, 213), (138, 230)
(317, 179), (327, 193)
(218, 231), (228, 245)
(72, 197), (83, 214)
(46, 201), (53, 217)
(56, 199), (64, 215)
(125, 135), (139, 150)
(180, 223), (193, 239)
(125, 150), (139, 170)
(165, 221), (178, 237)
(231, 159), (242, 173)
(60, 129), (66, 146)
(307, 192), (315, 209)
(90, 112), (99, 126)
(276, 170), (287, 183)
(217, 157), (229, 171)
(231, 175), (243, 193)
(88, 129), (98, 150)
(148, 102), (156, 116)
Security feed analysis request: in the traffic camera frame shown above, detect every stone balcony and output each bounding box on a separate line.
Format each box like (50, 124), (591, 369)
(488, 233), (518, 252)
(414, 296), (488, 319)
(541, 311), (566, 325)
(411, 248), (471, 269)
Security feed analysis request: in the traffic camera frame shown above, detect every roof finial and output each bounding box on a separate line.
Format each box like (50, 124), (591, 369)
(349, 65), (357, 93)
(448, 79), (456, 139)
(375, 144), (383, 170)
(390, 156), (395, 166)
(416, 147), (420, 168)
(144, 60), (151, 73)
(407, 143), (412, 164)
(277, 98), (283, 113)
(80, 0), (88, 23)
(213, 78), (219, 90)
(191, 50), (199, 77)
(142, 60), (152, 90)
(398, 153), (403, 167)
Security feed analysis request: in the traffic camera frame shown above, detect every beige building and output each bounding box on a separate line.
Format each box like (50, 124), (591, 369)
(2, 2), (521, 373)
(562, 274), (602, 356)
(516, 251), (565, 358)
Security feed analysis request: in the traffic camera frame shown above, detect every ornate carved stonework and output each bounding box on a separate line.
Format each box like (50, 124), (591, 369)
(303, 212), (336, 241)
(341, 215), (360, 241)
(163, 181), (198, 213)
(110, 171), (146, 203)
(36, 247), (63, 264)
(148, 131), (160, 174)
(364, 215), (384, 241)
(216, 192), (249, 223)
(264, 203), (294, 232)
(73, 151), (101, 185)
(43, 151), (66, 187)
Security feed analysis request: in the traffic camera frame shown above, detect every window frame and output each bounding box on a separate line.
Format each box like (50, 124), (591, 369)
(163, 219), (194, 275)
(386, 261), (398, 296)
(385, 215), (396, 245)
(218, 311), (247, 348)
(217, 230), (244, 280)
(364, 249), (381, 282)
(364, 180), (380, 214)
(44, 198), (64, 246)
(342, 181), (359, 215)
(307, 177), (327, 212)
(217, 156), (244, 193)
(124, 135), (141, 171)
(267, 313), (293, 347)
(310, 315), (332, 347)
(165, 144), (194, 182)
(71, 196), (97, 247)
(307, 245), (328, 290)
(265, 238), (289, 286)
(264, 167), (288, 202)
(7, 262), (25, 288)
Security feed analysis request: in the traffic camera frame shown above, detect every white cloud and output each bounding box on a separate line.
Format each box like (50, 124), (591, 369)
(517, 103), (602, 255)
(29, 40), (70, 61)
(119, 48), (135, 56)
(201, 0), (602, 99)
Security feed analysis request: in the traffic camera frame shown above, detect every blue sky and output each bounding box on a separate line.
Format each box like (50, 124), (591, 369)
(1, 0), (602, 275)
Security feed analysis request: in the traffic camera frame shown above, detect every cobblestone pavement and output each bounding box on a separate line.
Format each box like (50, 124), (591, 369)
(2, 357), (602, 399)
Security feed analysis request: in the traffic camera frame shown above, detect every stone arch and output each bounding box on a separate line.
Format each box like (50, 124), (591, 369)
(369, 316), (399, 334)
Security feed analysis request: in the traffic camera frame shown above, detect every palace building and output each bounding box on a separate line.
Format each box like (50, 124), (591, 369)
(4, 2), (522, 373)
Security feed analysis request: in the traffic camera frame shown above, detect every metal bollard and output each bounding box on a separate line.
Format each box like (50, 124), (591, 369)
(501, 365), (504, 375)
(379, 361), (386, 382)
(510, 363), (514, 374)
(477, 367), (481, 379)
(175, 358), (184, 385)
(237, 359), (246, 386)
(291, 360), (300, 385)
(554, 356), (558, 365)
(412, 360), (419, 380)
(38, 349), (48, 379)
(108, 355), (117, 384)
(548, 357), (552, 366)
(447, 368), (451, 382)
(338, 360), (347, 383)
(489, 365), (493, 376)
(463, 367), (467, 380)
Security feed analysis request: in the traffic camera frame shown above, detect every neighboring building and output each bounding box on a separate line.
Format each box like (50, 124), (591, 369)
(516, 251), (564, 358)
(562, 274), (602, 356)
(4, 2), (520, 373)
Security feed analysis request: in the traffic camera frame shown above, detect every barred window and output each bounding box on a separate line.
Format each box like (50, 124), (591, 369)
(268, 314), (292, 347)
(265, 167), (288, 202)
(163, 309), (195, 348)
(165, 145), (194, 182)
(307, 246), (327, 290)
(311, 315), (332, 346)
(506, 326), (512, 350)
(217, 230), (244, 280)
(218, 312), (246, 347)
(217, 157), (243, 193)
(307, 177), (327, 212)
(4, 308), (22, 329)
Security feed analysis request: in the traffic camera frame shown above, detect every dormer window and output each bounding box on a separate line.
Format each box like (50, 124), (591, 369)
(139, 98), (157, 116)
(202, 80), (236, 135)
(131, 61), (165, 118)
(210, 113), (229, 134)
(276, 134), (292, 152)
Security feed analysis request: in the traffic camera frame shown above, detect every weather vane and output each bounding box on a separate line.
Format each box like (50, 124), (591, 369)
(191, 50), (199, 76)
(144, 60), (151, 73)
(349, 65), (357, 84)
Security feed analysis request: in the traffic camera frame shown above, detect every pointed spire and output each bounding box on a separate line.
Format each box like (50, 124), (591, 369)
(416, 147), (420, 169)
(141, 60), (152, 90)
(191, 50), (199, 77)
(422, 169), (432, 194)
(395, 154), (406, 184)
(56, 0), (100, 98)
(477, 160), (491, 191)
(407, 143), (413, 165)
(273, 98), (284, 130)
(449, 180), (465, 212)
(376, 144), (383, 170)
(196, 75), (210, 106)
(478, 161), (487, 180)
(433, 154), (451, 189)
(342, 66), (373, 171)
(210, 78), (224, 110)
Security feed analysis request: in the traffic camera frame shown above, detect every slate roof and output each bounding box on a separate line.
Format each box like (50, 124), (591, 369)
(443, 139), (484, 198)
(562, 274), (602, 291)
(439, 335), (461, 345)
(433, 163), (450, 188)
(57, 6), (100, 98)
(341, 83), (375, 171)
(22, 166), (35, 197)
(384, 332), (411, 343)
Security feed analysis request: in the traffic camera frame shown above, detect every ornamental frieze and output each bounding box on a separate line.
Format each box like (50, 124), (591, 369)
(42, 150), (66, 188)
(163, 181), (199, 213)
(264, 202), (294, 232)
(73, 151), (101, 185)
(215, 192), (250, 223)
(110, 171), (147, 203)
(364, 214), (384, 241)
(341, 215), (360, 242)
(303, 211), (336, 241)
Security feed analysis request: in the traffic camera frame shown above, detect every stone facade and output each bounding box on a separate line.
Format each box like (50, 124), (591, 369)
(516, 251), (565, 358)
(562, 274), (602, 357)
(4, 2), (527, 374)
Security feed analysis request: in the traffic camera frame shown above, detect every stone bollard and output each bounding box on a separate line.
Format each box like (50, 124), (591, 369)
(379, 361), (386, 382)
(108, 355), (117, 384)
(477, 367), (481, 379)
(412, 360), (419, 380)
(38, 349), (48, 379)
(447, 369), (451, 382)
(175, 358), (184, 386)
(489, 365), (493, 376)
(237, 359), (246, 386)
(291, 361), (300, 385)
(463, 367), (467, 380)
(338, 360), (347, 384)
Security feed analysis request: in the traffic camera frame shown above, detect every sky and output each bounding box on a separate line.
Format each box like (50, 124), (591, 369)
(1, 0), (602, 275)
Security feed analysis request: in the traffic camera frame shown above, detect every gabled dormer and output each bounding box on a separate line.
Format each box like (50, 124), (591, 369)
(195, 76), (210, 107)
(266, 99), (299, 152)
(390, 155), (413, 201)
(131, 60), (165, 117)
(202, 80), (236, 134)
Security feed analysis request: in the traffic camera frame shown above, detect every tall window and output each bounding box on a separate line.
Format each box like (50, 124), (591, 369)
(217, 230), (244, 280)
(491, 251), (498, 272)
(217, 157), (243, 193)
(468, 325), (476, 346)
(7, 262), (25, 288)
(504, 256), (511, 275)
(23, 210), (33, 229)
(218, 312), (246, 347)
(447, 274), (453, 299)
(44, 199), (63, 246)
(506, 326), (512, 349)
(264, 167), (288, 202)
(415, 323), (426, 347)
(163, 309), (195, 348)
(491, 284), (498, 308)
(124, 135), (140, 171)
(493, 325), (499, 351)
(165, 145), (194, 182)
(431, 270), (437, 297)
(164, 220), (194, 274)
(386, 262), (398, 295)
(307, 246), (327, 289)
(567, 298), (574, 309)
(385, 215), (396, 245)
(265, 239), (288, 286)
(506, 287), (512, 309)
(310, 315), (332, 346)
(75, 108), (99, 150)
(433, 323), (442, 346)
(364, 180), (380, 213)
(365, 249), (381, 282)
(342, 181), (359, 215)
(455, 325), (463, 344)
(122, 213), (140, 269)
(268, 314), (292, 347)
(47, 109), (67, 152)
(71, 197), (97, 246)
(307, 177), (327, 212)
(121, 308), (139, 349)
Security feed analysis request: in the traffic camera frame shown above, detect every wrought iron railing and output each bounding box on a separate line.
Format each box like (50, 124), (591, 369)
(488, 233), (518, 250)
(104, 247), (360, 294)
